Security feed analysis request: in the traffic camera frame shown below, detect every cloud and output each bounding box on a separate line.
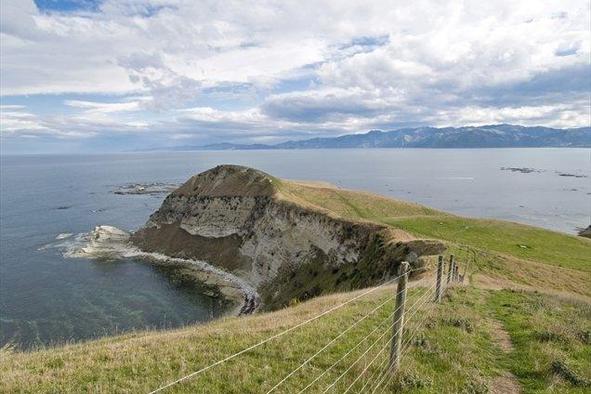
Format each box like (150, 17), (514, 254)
(1, 99), (151, 140)
(1, 0), (589, 151)
(64, 100), (142, 113)
(1, 105), (49, 134)
(0, 105), (91, 138)
(262, 88), (394, 123)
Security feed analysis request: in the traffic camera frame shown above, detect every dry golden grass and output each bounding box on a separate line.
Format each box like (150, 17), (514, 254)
(0, 283), (407, 393)
(276, 180), (442, 222)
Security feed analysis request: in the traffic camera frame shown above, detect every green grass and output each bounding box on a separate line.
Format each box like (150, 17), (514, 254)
(0, 286), (431, 393)
(394, 287), (591, 393)
(488, 290), (591, 393)
(386, 216), (591, 272)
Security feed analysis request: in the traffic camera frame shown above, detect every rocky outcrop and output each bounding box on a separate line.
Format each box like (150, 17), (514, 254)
(130, 165), (444, 311)
(63, 225), (258, 315)
(579, 225), (591, 239)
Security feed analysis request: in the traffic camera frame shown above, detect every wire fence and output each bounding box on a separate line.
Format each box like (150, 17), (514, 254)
(148, 255), (464, 393)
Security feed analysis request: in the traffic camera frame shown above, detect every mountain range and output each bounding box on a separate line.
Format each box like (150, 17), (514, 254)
(157, 124), (591, 150)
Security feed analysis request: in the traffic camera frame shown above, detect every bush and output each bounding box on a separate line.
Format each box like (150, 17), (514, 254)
(578, 329), (591, 345)
(551, 360), (591, 387)
(461, 378), (489, 394)
(391, 369), (433, 390)
(445, 317), (474, 333)
(534, 330), (564, 343)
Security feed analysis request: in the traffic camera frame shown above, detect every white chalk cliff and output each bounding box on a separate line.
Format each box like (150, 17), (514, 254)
(131, 165), (444, 310)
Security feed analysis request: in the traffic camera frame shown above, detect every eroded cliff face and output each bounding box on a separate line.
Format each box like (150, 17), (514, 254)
(131, 165), (444, 310)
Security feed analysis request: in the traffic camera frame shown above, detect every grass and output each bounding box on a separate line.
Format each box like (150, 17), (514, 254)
(2, 285), (589, 393)
(386, 216), (591, 272)
(394, 287), (591, 393)
(0, 285), (427, 393)
(276, 180), (441, 222)
(1, 176), (590, 392)
(279, 180), (591, 272)
(277, 180), (591, 297)
(487, 290), (591, 392)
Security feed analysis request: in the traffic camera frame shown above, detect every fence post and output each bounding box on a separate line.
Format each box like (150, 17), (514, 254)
(454, 263), (459, 282)
(389, 261), (409, 373)
(460, 263), (466, 283)
(447, 255), (454, 284)
(435, 256), (443, 302)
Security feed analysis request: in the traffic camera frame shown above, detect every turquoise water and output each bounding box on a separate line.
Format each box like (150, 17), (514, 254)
(1, 149), (589, 348)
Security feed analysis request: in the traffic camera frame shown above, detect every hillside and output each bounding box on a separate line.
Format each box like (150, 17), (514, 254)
(130, 165), (444, 311)
(1, 167), (590, 393)
(158, 125), (591, 151)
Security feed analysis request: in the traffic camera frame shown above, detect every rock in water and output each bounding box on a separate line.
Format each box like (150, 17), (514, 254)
(113, 182), (178, 195)
(131, 165), (444, 310)
(69, 225), (131, 260)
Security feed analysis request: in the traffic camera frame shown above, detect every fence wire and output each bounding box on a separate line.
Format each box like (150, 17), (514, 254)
(147, 257), (461, 393)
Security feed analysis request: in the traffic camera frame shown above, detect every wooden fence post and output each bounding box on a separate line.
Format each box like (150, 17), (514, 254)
(447, 255), (454, 285)
(389, 261), (409, 373)
(435, 256), (443, 302)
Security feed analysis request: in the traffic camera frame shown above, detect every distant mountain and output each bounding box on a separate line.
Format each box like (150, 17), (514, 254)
(161, 125), (591, 151)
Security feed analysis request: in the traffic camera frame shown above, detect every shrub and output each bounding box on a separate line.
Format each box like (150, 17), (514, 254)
(391, 369), (433, 390)
(445, 317), (474, 333)
(551, 360), (591, 387)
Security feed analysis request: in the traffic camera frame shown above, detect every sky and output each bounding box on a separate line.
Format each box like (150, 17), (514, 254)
(0, 0), (590, 153)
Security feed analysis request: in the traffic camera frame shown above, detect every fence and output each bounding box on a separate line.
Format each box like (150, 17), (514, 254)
(148, 255), (465, 393)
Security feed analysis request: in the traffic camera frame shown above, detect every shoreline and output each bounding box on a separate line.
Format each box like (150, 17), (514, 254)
(64, 225), (260, 317)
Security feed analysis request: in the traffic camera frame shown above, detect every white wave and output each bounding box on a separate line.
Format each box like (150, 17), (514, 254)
(55, 233), (73, 240)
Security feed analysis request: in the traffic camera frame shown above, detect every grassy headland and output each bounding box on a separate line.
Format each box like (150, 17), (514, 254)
(1, 178), (589, 393)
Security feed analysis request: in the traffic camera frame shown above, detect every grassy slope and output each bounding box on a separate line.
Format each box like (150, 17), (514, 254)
(1, 286), (589, 393)
(278, 181), (591, 271)
(278, 181), (591, 297)
(2, 180), (590, 393)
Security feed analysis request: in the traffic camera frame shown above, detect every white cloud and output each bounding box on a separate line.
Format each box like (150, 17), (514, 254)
(448, 103), (589, 128)
(64, 100), (142, 113)
(0, 105), (93, 138)
(1, 106), (48, 133)
(1, 0), (589, 148)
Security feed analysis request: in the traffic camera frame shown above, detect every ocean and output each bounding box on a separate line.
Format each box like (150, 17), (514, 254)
(1, 148), (589, 348)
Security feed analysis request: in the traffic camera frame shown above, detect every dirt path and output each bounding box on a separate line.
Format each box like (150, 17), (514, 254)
(491, 372), (521, 394)
(489, 319), (514, 353)
(489, 318), (521, 394)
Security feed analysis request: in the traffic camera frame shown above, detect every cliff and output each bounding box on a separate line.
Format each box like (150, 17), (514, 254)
(130, 165), (444, 310)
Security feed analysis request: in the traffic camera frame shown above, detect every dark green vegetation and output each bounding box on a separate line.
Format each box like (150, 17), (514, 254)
(259, 235), (429, 310)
